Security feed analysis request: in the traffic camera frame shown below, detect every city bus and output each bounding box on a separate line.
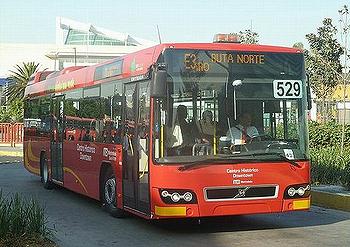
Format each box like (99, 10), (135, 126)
(24, 38), (311, 219)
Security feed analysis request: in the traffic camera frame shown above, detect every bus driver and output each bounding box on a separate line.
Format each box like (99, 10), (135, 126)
(226, 113), (259, 145)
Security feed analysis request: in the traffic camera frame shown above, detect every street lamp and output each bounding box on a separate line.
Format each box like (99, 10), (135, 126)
(339, 5), (349, 154)
(73, 47), (77, 66)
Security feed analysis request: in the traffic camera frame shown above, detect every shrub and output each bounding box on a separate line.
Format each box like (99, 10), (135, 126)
(310, 147), (350, 189)
(308, 121), (350, 148)
(0, 192), (51, 239)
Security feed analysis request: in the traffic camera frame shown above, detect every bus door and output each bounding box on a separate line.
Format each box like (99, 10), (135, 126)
(51, 95), (64, 182)
(123, 82), (150, 215)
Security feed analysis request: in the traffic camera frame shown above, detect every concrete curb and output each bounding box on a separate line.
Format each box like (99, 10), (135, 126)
(0, 151), (23, 157)
(311, 190), (350, 212)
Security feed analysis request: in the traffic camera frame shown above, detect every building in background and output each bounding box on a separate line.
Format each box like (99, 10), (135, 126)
(50, 17), (156, 69)
(0, 17), (156, 108)
(332, 84), (350, 123)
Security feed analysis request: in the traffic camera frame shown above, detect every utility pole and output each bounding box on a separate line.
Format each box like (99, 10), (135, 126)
(339, 5), (349, 154)
(73, 47), (77, 66)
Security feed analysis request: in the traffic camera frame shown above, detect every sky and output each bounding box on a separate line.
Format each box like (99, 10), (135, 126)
(0, 0), (349, 48)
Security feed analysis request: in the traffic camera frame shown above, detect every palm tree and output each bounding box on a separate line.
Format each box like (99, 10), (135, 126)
(6, 62), (40, 101)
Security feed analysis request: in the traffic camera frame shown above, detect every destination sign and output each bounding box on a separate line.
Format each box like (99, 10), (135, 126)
(54, 79), (75, 92)
(164, 49), (303, 79)
(94, 60), (123, 81)
(184, 53), (265, 72)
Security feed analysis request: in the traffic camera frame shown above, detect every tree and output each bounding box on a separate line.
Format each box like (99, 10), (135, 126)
(6, 62), (40, 102)
(293, 42), (304, 50)
(238, 29), (259, 44)
(305, 18), (344, 122)
(0, 98), (24, 122)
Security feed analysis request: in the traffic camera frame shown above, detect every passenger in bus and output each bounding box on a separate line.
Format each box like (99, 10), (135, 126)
(226, 113), (259, 145)
(197, 110), (217, 143)
(169, 105), (198, 155)
(112, 128), (122, 144)
(82, 129), (93, 142)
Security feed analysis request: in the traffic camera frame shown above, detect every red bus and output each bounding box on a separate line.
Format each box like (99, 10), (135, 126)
(24, 41), (311, 219)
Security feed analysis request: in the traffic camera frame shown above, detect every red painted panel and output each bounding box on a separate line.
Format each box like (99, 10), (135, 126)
(149, 161), (310, 218)
(62, 141), (122, 200)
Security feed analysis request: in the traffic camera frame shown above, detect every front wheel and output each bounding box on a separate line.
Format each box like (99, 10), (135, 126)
(40, 154), (53, 190)
(102, 168), (125, 218)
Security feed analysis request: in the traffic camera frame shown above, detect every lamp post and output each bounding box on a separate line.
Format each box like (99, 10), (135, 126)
(339, 5), (349, 154)
(73, 47), (77, 66)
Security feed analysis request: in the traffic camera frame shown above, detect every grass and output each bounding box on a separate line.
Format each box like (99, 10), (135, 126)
(0, 234), (57, 247)
(0, 191), (55, 247)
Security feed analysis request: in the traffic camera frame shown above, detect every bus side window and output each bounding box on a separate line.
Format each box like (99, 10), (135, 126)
(101, 81), (123, 144)
(64, 89), (82, 141)
(24, 99), (41, 138)
(79, 86), (101, 142)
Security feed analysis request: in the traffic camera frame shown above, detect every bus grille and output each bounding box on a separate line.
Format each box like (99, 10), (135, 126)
(204, 185), (278, 201)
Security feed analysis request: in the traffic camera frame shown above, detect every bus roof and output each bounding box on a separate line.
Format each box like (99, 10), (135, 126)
(24, 43), (302, 98)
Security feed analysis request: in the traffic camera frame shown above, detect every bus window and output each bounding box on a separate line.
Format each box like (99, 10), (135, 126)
(138, 81), (150, 169)
(24, 98), (41, 137)
(101, 81), (123, 144)
(80, 86), (101, 142)
(38, 96), (51, 136)
(65, 89), (82, 141)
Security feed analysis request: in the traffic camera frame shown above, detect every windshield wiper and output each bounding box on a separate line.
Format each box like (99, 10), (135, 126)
(178, 152), (302, 171)
(224, 152), (302, 168)
(178, 156), (262, 171)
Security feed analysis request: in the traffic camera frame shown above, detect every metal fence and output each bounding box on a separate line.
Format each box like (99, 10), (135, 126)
(0, 123), (23, 146)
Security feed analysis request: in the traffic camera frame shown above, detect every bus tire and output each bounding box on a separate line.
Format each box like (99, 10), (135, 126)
(40, 153), (53, 190)
(102, 167), (125, 218)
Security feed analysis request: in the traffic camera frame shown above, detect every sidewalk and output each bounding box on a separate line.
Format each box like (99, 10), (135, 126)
(311, 185), (350, 212)
(0, 145), (23, 157)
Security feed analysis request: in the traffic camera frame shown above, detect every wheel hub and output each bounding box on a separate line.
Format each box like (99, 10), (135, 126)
(43, 161), (48, 183)
(104, 178), (116, 204)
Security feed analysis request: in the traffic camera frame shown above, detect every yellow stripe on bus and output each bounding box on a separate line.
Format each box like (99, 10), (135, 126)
(24, 147), (40, 174)
(63, 167), (88, 194)
(28, 143), (40, 162)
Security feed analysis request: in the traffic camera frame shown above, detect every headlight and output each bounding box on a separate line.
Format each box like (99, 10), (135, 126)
(159, 189), (197, 204)
(183, 192), (193, 202)
(284, 184), (311, 199)
(161, 190), (169, 197)
(288, 187), (296, 197)
(297, 187), (305, 196)
(171, 192), (181, 202)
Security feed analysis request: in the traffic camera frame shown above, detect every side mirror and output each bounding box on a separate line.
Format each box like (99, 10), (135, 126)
(151, 70), (167, 98)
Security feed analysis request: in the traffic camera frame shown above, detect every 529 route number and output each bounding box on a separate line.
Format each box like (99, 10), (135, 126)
(273, 80), (302, 98)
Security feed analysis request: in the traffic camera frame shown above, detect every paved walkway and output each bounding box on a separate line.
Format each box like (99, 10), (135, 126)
(0, 145), (23, 157)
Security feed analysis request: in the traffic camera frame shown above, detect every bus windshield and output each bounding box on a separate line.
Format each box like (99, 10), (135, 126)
(153, 49), (308, 163)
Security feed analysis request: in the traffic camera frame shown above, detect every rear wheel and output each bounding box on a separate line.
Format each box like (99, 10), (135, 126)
(40, 154), (53, 190)
(102, 167), (125, 218)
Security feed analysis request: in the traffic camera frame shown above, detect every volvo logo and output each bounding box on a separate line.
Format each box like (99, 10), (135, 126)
(234, 187), (250, 199)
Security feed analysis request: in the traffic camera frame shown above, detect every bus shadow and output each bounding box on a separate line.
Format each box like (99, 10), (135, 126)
(148, 207), (350, 234)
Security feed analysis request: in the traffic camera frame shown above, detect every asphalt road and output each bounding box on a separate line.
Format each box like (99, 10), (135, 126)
(0, 164), (349, 247)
